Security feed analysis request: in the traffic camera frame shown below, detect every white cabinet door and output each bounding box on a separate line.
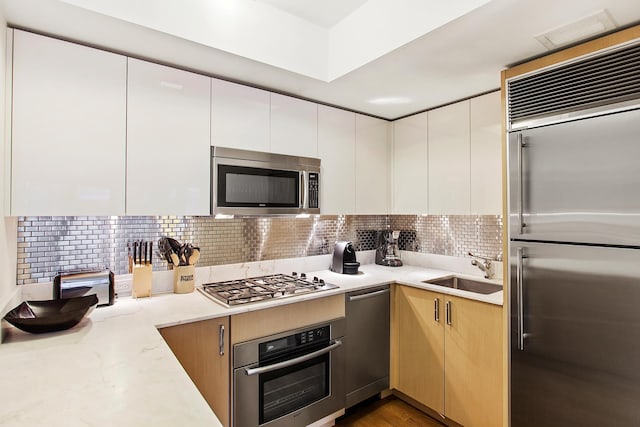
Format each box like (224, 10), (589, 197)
(392, 112), (428, 214)
(355, 114), (389, 214)
(211, 78), (270, 152)
(270, 94), (318, 158)
(470, 92), (502, 215)
(428, 101), (471, 214)
(11, 30), (127, 215)
(126, 58), (210, 215)
(318, 106), (355, 214)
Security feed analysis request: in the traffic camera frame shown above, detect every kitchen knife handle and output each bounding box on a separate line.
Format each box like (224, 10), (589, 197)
(517, 133), (526, 234)
(219, 324), (225, 356)
(149, 242), (153, 266)
(434, 298), (440, 322)
(517, 247), (525, 351)
(445, 301), (452, 326)
(133, 242), (138, 267)
(144, 241), (148, 265)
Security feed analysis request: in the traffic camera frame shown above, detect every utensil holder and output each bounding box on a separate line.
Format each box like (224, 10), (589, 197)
(173, 265), (195, 294)
(132, 265), (152, 298)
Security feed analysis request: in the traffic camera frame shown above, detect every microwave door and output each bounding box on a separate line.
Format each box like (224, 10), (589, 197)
(508, 108), (640, 246)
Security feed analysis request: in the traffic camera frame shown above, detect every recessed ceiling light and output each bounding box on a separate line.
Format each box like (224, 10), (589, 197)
(367, 96), (412, 105)
(535, 10), (617, 50)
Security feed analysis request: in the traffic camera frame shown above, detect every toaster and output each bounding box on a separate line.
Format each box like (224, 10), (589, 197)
(54, 269), (115, 307)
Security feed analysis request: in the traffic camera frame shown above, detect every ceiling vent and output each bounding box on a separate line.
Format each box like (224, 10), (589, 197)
(535, 10), (617, 50)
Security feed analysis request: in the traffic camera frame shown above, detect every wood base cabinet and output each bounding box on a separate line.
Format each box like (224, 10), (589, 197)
(391, 285), (503, 427)
(159, 317), (230, 427)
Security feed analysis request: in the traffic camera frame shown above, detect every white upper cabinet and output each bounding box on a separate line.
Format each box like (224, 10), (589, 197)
(355, 114), (389, 214)
(126, 58), (211, 215)
(470, 92), (502, 215)
(392, 112), (428, 214)
(318, 106), (356, 214)
(211, 78), (270, 152)
(428, 101), (471, 214)
(11, 30), (127, 216)
(270, 94), (318, 158)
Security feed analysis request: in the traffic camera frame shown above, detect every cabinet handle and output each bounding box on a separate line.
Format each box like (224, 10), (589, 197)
(517, 133), (527, 234)
(434, 298), (440, 322)
(445, 301), (452, 326)
(219, 324), (225, 356)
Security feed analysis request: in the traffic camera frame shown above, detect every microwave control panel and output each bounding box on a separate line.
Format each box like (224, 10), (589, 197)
(308, 173), (319, 209)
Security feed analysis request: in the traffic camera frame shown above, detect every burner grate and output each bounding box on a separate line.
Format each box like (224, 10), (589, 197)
(200, 273), (336, 306)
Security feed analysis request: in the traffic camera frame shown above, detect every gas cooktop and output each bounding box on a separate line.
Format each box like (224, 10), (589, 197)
(198, 273), (339, 307)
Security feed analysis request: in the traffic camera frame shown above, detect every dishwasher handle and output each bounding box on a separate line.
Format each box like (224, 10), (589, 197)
(245, 339), (343, 376)
(348, 288), (390, 302)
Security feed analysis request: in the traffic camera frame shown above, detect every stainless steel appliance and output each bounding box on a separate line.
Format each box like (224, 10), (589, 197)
(198, 273), (339, 307)
(507, 44), (640, 426)
(345, 285), (389, 408)
(211, 146), (320, 216)
(330, 241), (360, 275)
(375, 230), (402, 267)
(53, 269), (114, 307)
(233, 318), (346, 427)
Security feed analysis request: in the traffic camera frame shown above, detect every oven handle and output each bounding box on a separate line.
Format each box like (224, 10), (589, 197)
(244, 339), (343, 376)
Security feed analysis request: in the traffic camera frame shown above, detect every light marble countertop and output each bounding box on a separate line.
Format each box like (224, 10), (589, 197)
(0, 254), (503, 426)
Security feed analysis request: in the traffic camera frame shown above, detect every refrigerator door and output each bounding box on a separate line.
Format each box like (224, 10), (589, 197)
(510, 241), (640, 427)
(508, 108), (640, 245)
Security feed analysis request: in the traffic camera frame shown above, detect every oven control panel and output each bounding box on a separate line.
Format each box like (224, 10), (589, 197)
(260, 325), (330, 360)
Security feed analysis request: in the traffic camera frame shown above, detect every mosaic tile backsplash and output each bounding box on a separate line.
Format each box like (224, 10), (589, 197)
(16, 215), (502, 285)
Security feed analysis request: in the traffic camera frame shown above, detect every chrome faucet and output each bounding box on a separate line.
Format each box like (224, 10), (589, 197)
(468, 252), (495, 279)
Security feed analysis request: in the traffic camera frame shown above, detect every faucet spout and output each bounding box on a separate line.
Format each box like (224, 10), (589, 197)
(468, 252), (495, 279)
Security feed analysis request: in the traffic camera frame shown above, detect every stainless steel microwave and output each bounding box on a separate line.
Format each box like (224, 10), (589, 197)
(211, 146), (320, 216)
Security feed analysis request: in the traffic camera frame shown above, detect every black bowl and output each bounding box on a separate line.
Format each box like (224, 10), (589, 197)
(3, 294), (98, 334)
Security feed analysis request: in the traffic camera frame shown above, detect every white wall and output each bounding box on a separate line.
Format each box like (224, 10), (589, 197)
(0, 12), (18, 310)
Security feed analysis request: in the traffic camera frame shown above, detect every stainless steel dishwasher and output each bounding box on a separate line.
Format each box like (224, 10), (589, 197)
(345, 285), (390, 408)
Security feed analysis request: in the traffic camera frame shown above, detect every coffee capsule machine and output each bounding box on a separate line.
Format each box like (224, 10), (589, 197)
(331, 241), (360, 274)
(375, 230), (403, 267)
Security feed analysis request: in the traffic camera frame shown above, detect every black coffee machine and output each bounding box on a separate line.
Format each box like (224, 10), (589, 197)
(331, 241), (360, 274)
(375, 230), (403, 267)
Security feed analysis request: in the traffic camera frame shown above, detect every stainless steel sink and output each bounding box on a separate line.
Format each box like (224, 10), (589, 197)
(423, 276), (502, 295)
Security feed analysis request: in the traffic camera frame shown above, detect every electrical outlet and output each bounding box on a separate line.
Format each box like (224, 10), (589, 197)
(115, 277), (132, 294)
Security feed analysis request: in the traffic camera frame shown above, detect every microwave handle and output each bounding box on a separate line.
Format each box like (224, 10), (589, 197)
(301, 171), (309, 209)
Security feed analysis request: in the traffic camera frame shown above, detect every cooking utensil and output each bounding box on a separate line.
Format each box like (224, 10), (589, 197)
(188, 248), (200, 266)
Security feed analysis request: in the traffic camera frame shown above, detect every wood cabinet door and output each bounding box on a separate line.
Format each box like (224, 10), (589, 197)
(126, 58), (211, 215)
(160, 317), (230, 427)
(444, 296), (503, 427)
(355, 114), (389, 214)
(11, 30), (127, 215)
(318, 105), (355, 214)
(392, 285), (445, 414)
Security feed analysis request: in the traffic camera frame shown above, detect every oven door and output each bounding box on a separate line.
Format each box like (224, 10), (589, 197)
(234, 338), (345, 427)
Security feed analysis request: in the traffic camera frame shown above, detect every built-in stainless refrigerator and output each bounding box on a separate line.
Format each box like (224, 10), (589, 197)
(508, 107), (640, 427)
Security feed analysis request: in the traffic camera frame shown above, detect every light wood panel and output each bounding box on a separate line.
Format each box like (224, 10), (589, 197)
(159, 317), (230, 427)
(445, 296), (503, 427)
(391, 285), (445, 415)
(231, 294), (344, 344)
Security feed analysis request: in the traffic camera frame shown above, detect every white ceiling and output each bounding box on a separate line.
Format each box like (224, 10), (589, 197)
(255, 0), (368, 28)
(1, 0), (640, 120)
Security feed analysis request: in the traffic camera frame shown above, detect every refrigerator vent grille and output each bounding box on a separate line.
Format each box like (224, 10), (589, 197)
(508, 42), (640, 124)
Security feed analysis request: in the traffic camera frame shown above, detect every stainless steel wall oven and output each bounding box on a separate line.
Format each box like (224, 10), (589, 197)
(233, 318), (345, 427)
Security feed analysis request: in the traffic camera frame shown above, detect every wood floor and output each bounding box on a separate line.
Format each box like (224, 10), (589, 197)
(336, 396), (445, 427)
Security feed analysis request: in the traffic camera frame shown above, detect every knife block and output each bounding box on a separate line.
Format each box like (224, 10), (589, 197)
(132, 264), (152, 298)
(173, 265), (195, 294)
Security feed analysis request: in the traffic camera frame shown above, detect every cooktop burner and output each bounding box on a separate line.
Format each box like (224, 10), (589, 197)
(199, 273), (339, 306)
